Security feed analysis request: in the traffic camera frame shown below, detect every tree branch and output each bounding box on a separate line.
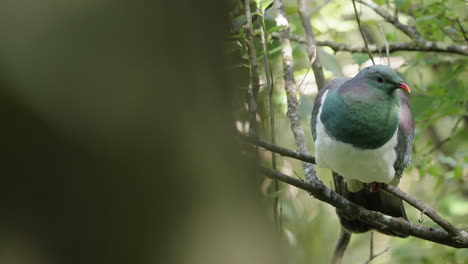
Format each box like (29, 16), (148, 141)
(272, 33), (468, 55)
(240, 134), (316, 164)
(297, 0), (327, 90)
(274, 0), (318, 182)
(260, 166), (468, 248)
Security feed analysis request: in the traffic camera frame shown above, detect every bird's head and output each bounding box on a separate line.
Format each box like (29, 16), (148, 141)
(357, 65), (411, 95)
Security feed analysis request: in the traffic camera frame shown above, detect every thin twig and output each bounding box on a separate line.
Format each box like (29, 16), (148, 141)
(243, 0), (260, 136)
(364, 248), (389, 263)
(363, 232), (390, 264)
(378, 24), (390, 66)
(274, 0), (318, 182)
(419, 210), (425, 223)
(423, 116), (463, 158)
(331, 228), (352, 264)
(297, 0), (327, 90)
(426, 125), (450, 156)
(259, 166), (468, 248)
(297, 67), (311, 93)
(352, 0), (375, 65)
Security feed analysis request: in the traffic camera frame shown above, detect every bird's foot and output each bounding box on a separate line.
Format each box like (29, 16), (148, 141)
(370, 182), (382, 192)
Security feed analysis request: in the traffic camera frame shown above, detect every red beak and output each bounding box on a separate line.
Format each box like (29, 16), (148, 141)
(397, 82), (411, 93)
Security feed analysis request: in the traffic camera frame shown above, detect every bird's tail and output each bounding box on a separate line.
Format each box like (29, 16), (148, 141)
(332, 172), (408, 237)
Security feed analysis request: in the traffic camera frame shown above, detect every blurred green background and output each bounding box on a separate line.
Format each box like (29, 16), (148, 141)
(229, 0), (468, 263)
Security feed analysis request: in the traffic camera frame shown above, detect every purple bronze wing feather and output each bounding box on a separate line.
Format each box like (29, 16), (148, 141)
(394, 91), (414, 176)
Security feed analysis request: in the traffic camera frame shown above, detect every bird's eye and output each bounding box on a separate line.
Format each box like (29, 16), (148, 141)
(377, 77), (384, 83)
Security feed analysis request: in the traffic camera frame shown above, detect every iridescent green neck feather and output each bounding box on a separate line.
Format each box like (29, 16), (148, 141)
(320, 78), (401, 149)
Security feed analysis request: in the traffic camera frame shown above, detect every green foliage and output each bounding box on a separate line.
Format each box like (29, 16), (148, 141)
(414, 0), (466, 42)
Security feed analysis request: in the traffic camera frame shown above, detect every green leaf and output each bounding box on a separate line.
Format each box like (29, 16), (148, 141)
(267, 188), (286, 198)
(267, 44), (286, 56)
(352, 53), (370, 66)
(267, 25), (286, 34)
(393, 0), (409, 10)
(256, 44), (284, 61)
(231, 63), (250, 69)
(255, 0), (274, 12)
(385, 32), (398, 42)
(427, 164), (441, 177)
(251, 11), (261, 17)
(231, 15), (246, 32)
(445, 9), (458, 20)
(318, 47), (343, 77)
(453, 165), (463, 181)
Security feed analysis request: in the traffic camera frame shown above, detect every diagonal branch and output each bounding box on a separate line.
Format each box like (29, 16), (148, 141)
(356, 0), (422, 41)
(260, 166), (468, 248)
(423, 115), (463, 158)
(240, 134), (316, 163)
(274, 0), (318, 182)
(456, 18), (468, 43)
(383, 185), (463, 239)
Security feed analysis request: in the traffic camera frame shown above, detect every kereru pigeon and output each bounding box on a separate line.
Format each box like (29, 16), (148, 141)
(311, 65), (414, 236)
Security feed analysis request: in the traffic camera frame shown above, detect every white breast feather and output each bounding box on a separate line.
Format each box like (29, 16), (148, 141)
(315, 90), (398, 184)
